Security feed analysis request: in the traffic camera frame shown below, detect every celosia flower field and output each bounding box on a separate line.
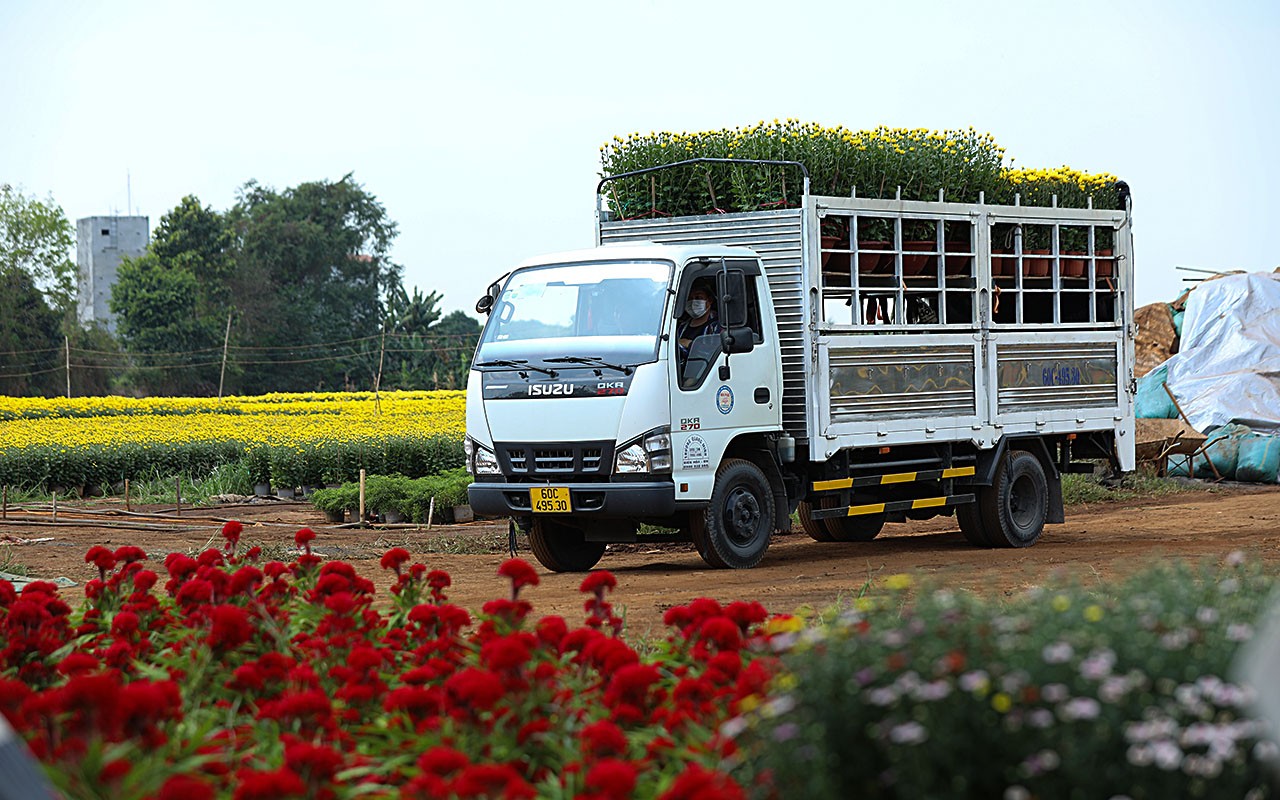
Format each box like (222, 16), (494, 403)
(0, 522), (780, 799)
(0, 390), (465, 491)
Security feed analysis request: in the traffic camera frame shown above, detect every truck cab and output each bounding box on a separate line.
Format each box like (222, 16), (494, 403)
(466, 244), (790, 570)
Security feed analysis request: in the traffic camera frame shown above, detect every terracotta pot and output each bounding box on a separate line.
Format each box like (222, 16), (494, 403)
(901, 241), (937, 276)
(820, 235), (845, 269)
(1023, 249), (1051, 278)
(991, 247), (1016, 277)
(944, 240), (972, 276)
(1096, 248), (1115, 278)
(1062, 252), (1087, 278)
(857, 240), (892, 274)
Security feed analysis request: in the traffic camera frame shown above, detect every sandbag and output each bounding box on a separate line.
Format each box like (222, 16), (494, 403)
(1135, 365), (1177, 419)
(1169, 423), (1252, 480)
(1236, 435), (1280, 483)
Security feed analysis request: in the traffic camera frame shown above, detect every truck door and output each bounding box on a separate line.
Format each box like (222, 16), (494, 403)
(670, 261), (779, 499)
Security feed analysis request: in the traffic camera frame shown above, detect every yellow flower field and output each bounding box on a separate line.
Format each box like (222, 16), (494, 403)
(0, 391), (467, 490)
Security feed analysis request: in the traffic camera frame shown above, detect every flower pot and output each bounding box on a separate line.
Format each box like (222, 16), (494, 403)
(944, 241), (972, 276)
(451, 505), (475, 524)
(275, 487), (295, 500)
(383, 510), (406, 524)
(901, 241), (937, 276)
(253, 483), (271, 498)
(858, 240), (892, 275)
(324, 508), (345, 523)
(1096, 248), (1115, 278)
(1023, 249), (1051, 278)
(991, 248), (1017, 277)
(1062, 252), (1087, 278)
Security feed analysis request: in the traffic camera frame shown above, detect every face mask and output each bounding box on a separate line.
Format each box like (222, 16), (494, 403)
(686, 299), (708, 317)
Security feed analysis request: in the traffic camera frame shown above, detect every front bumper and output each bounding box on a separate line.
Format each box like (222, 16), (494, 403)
(468, 481), (676, 518)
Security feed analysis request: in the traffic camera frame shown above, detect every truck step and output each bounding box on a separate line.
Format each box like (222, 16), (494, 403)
(812, 465), (975, 492)
(809, 493), (976, 519)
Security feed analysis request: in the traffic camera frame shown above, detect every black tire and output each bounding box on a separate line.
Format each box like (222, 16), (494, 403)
(956, 502), (993, 547)
(976, 450), (1049, 548)
(698, 458), (775, 569)
(823, 499), (886, 543)
(528, 518), (606, 572)
(797, 499), (834, 542)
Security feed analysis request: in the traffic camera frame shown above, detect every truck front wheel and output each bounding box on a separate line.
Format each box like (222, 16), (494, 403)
(528, 519), (606, 572)
(697, 458), (775, 569)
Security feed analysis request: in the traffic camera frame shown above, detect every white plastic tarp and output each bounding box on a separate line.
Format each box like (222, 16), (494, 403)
(1161, 272), (1280, 433)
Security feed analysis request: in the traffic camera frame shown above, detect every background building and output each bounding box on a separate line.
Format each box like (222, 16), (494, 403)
(77, 215), (148, 333)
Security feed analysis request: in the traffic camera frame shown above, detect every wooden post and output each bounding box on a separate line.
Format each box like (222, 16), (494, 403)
(2, 485), (6, 520)
(427, 496), (435, 531)
(358, 469), (366, 528)
(124, 479), (131, 512)
(64, 335), (71, 398)
(52, 491), (58, 523)
(218, 310), (233, 400)
(175, 477), (182, 516)
(373, 325), (387, 416)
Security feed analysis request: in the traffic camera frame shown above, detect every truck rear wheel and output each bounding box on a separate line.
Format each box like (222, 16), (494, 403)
(797, 499), (834, 542)
(698, 458), (775, 569)
(965, 449), (1048, 548)
(528, 518), (606, 572)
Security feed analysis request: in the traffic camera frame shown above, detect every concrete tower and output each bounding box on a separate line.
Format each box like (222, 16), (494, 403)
(77, 215), (148, 333)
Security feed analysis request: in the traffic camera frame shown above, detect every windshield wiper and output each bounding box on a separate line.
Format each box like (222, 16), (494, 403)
(543, 356), (632, 375)
(475, 359), (558, 378)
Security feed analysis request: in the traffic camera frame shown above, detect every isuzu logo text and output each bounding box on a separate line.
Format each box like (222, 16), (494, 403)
(529, 383), (576, 396)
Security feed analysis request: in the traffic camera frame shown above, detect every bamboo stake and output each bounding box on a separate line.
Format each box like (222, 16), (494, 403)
(358, 469), (366, 528)
(218, 310), (233, 400)
(124, 479), (130, 512)
(52, 491), (58, 523)
(175, 478), (182, 516)
(2, 486), (6, 520)
(427, 497), (435, 531)
(65, 336), (71, 398)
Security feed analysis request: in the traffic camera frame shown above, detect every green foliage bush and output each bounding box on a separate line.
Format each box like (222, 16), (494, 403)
(734, 557), (1277, 798)
(309, 468), (472, 523)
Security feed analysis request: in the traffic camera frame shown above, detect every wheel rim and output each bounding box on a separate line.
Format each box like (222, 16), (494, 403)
(1008, 472), (1039, 532)
(723, 485), (762, 547)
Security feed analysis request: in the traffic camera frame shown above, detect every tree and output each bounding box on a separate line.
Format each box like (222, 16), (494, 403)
(109, 196), (233, 395)
(227, 174), (402, 392)
(426, 310), (482, 390)
(0, 269), (64, 396)
(0, 184), (77, 318)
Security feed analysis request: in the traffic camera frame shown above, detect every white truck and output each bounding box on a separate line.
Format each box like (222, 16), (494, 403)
(466, 159), (1135, 571)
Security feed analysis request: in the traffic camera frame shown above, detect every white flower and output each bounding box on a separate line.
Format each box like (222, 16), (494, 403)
(1225, 550), (1246, 567)
(888, 721), (929, 745)
(1060, 697), (1101, 721)
(960, 670), (990, 692)
(1042, 641), (1074, 664)
(911, 680), (952, 702)
(1227, 623), (1253, 642)
(1028, 709), (1055, 729)
(1195, 606), (1219, 625)
(1152, 739), (1184, 771)
(1127, 743), (1153, 767)
(1099, 677), (1130, 704)
(719, 716), (748, 738)
(1080, 648), (1116, 680)
(1003, 785), (1031, 800)
(1042, 683), (1070, 703)
(867, 686), (899, 706)
(1219, 577), (1240, 595)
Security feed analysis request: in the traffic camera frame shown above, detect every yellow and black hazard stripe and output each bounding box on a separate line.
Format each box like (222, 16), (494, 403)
(808, 493), (976, 520)
(812, 465), (975, 493)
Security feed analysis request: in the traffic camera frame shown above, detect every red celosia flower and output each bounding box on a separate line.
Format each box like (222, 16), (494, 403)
(221, 520), (244, 550)
(111, 611), (140, 637)
(113, 545), (147, 565)
(232, 767), (308, 800)
(535, 615), (567, 651)
(295, 528), (317, 548)
(497, 558), (540, 599)
(450, 764), (536, 800)
(579, 571), (617, 596)
(657, 763), (746, 800)
(585, 758), (638, 799)
(698, 617), (743, 653)
(284, 740), (344, 783)
(380, 547), (411, 574)
(85, 545), (116, 577)
(427, 569), (451, 602)
(99, 758), (131, 783)
(158, 775), (215, 800)
(208, 604), (254, 650)
(480, 633), (533, 672)
(579, 719), (628, 759)
(417, 746), (470, 777)
(56, 652), (100, 676)
(444, 667), (505, 711)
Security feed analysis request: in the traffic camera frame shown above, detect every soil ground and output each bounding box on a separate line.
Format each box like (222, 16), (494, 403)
(2, 485), (1278, 638)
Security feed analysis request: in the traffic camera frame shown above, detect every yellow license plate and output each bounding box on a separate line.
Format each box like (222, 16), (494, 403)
(530, 486), (572, 513)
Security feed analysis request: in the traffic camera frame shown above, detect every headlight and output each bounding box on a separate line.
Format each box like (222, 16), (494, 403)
(613, 427), (672, 475)
(466, 436), (501, 476)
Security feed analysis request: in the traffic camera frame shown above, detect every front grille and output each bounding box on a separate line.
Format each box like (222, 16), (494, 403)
(497, 441), (614, 479)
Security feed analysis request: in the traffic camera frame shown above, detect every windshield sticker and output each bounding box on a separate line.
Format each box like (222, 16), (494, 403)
(716, 385), (734, 415)
(682, 435), (710, 470)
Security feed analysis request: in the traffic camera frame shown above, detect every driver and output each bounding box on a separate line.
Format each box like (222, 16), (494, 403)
(677, 283), (721, 361)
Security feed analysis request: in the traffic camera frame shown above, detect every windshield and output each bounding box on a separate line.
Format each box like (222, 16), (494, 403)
(476, 260), (672, 365)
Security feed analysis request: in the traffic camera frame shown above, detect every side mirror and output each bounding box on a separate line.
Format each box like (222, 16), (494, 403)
(721, 326), (755, 354)
(475, 294), (494, 314)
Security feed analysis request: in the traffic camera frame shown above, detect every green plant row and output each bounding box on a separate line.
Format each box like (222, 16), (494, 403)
(600, 121), (1122, 220)
(0, 436), (463, 493)
(309, 468), (472, 523)
(733, 556), (1277, 798)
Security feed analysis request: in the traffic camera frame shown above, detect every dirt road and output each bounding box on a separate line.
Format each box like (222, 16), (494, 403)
(2, 485), (1278, 636)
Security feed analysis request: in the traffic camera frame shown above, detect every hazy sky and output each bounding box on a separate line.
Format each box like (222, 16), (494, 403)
(2, 0), (1276, 314)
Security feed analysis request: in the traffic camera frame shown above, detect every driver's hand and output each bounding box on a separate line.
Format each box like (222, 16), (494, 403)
(679, 337), (692, 348)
